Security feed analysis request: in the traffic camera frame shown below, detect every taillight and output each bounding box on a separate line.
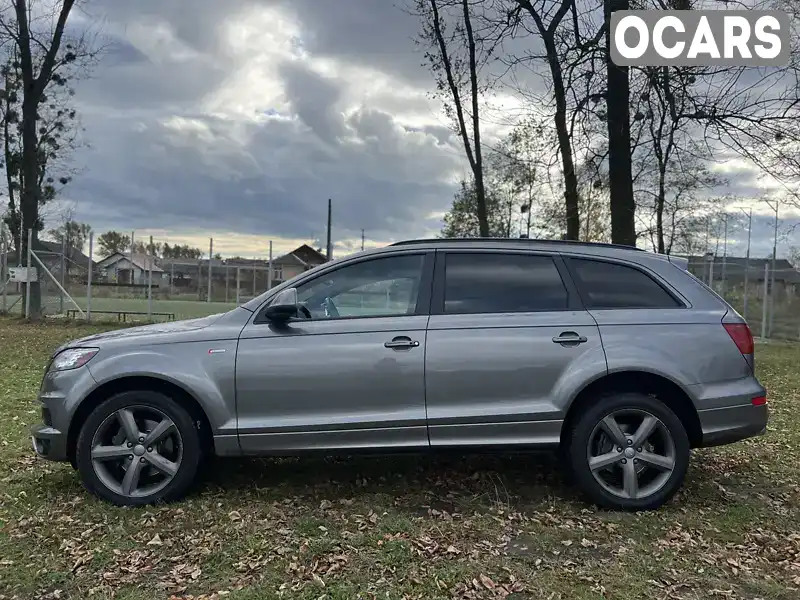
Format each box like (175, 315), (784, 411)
(723, 323), (754, 355)
(752, 395), (767, 406)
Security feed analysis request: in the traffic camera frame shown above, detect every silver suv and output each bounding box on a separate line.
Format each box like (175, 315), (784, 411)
(31, 239), (768, 510)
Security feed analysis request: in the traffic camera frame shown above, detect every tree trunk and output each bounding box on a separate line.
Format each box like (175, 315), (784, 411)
(517, 0), (580, 240)
(462, 0), (488, 237)
(20, 95), (41, 318)
(553, 87), (580, 240)
(605, 0), (636, 247)
(426, 0), (488, 237)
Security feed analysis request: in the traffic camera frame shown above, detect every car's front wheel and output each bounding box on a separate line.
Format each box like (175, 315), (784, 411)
(568, 392), (690, 511)
(75, 390), (202, 506)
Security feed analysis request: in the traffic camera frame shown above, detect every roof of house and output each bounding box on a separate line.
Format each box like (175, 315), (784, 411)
(4, 239), (96, 268)
(291, 244), (327, 264)
(97, 252), (164, 273)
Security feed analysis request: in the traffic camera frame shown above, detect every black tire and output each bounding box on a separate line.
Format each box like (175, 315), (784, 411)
(568, 392), (690, 511)
(75, 390), (203, 507)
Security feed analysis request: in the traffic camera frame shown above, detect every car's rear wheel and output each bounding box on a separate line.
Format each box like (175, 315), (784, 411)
(75, 390), (202, 506)
(568, 392), (690, 511)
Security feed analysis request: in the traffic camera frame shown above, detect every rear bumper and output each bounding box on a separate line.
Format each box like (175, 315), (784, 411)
(31, 424), (69, 461)
(697, 403), (768, 448)
(689, 376), (768, 448)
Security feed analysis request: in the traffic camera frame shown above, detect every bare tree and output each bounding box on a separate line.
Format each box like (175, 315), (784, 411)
(416, 0), (494, 236)
(502, 0), (606, 241)
(0, 0), (77, 318)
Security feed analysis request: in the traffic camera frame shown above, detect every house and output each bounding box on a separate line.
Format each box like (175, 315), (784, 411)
(270, 244), (327, 284)
(4, 238), (97, 278)
(96, 252), (166, 285)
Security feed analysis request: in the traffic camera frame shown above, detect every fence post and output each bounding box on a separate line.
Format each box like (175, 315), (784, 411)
(268, 241), (273, 290)
(225, 264), (229, 303)
(252, 262), (256, 297)
(1, 221), (6, 314)
(761, 262), (768, 341)
(147, 261), (153, 321)
(59, 236), (65, 314)
(25, 228), (32, 319)
(708, 257), (715, 293)
(207, 238), (213, 303)
(87, 232), (93, 322)
(170, 262), (174, 297)
(236, 266), (241, 305)
(743, 260), (750, 322)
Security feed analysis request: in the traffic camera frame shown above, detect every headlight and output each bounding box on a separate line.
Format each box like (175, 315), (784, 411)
(49, 348), (99, 372)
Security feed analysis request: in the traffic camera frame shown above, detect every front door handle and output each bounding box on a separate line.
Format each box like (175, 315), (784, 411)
(552, 331), (588, 345)
(384, 336), (420, 350)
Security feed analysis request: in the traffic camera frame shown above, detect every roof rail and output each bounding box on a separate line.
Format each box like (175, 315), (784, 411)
(390, 238), (646, 251)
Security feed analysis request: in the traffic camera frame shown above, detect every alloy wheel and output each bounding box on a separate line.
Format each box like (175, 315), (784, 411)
(586, 409), (676, 501)
(90, 406), (183, 498)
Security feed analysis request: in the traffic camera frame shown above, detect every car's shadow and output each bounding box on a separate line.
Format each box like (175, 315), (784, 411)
(198, 451), (572, 512)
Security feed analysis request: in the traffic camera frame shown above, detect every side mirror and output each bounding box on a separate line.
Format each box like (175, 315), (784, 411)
(262, 288), (299, 323)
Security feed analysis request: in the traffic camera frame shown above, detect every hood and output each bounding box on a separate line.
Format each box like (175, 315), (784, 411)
(58, 313), (226, 352)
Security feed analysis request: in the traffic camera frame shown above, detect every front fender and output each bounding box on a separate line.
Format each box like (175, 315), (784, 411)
(84, 340), (238, 434)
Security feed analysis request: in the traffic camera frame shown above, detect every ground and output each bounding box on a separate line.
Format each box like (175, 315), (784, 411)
(0, 318), (798, 600)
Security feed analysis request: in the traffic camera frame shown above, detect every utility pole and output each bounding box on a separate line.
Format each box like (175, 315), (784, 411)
(207, 238), (213, 303)
(361, 229), (365, 252)
(326, 198), (332, 261)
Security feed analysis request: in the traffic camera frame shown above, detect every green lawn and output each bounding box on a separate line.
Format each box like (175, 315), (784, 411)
(2, 295), (238, 321)
(1, 317), (799, 599)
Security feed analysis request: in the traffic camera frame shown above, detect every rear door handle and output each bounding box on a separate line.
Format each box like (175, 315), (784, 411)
(384, 336), (420, 350)
(552, 332), (588, 345)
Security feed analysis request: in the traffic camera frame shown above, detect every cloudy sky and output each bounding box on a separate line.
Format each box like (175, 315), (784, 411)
(51, 0), (798, 260)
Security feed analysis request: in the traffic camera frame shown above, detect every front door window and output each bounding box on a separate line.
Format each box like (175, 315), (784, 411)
(296, 254), (425, 320)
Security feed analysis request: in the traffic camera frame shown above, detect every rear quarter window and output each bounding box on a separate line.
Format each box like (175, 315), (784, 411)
(568, 257), (683, 309)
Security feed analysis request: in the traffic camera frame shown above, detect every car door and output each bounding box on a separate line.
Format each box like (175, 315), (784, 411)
(236, 251), (434, 453)
(424, 250), (607, 448)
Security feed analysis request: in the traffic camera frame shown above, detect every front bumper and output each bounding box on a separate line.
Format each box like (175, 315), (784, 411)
(31, 362), (98, 463)
(31, 424), (69, 461)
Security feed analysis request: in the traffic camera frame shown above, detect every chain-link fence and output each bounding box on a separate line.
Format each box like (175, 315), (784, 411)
(2, 230), (799, 340)
(0, 229), (327, 322)
(686, 255), (800, 342)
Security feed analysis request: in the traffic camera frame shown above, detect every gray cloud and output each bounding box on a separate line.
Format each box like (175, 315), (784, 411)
(45, 0), (796, 259)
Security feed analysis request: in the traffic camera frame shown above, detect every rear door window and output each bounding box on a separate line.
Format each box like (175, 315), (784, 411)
(443, 253), (569, 314)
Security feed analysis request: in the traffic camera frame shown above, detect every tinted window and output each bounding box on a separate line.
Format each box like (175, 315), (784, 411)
(296, 254), (425, 319)
(569, 258), (681, 309)
(444, 253), (568, 314)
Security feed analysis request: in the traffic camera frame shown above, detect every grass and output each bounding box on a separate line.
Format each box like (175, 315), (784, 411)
(0, 317), (799, 599)
(2, 294), (238, 321)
